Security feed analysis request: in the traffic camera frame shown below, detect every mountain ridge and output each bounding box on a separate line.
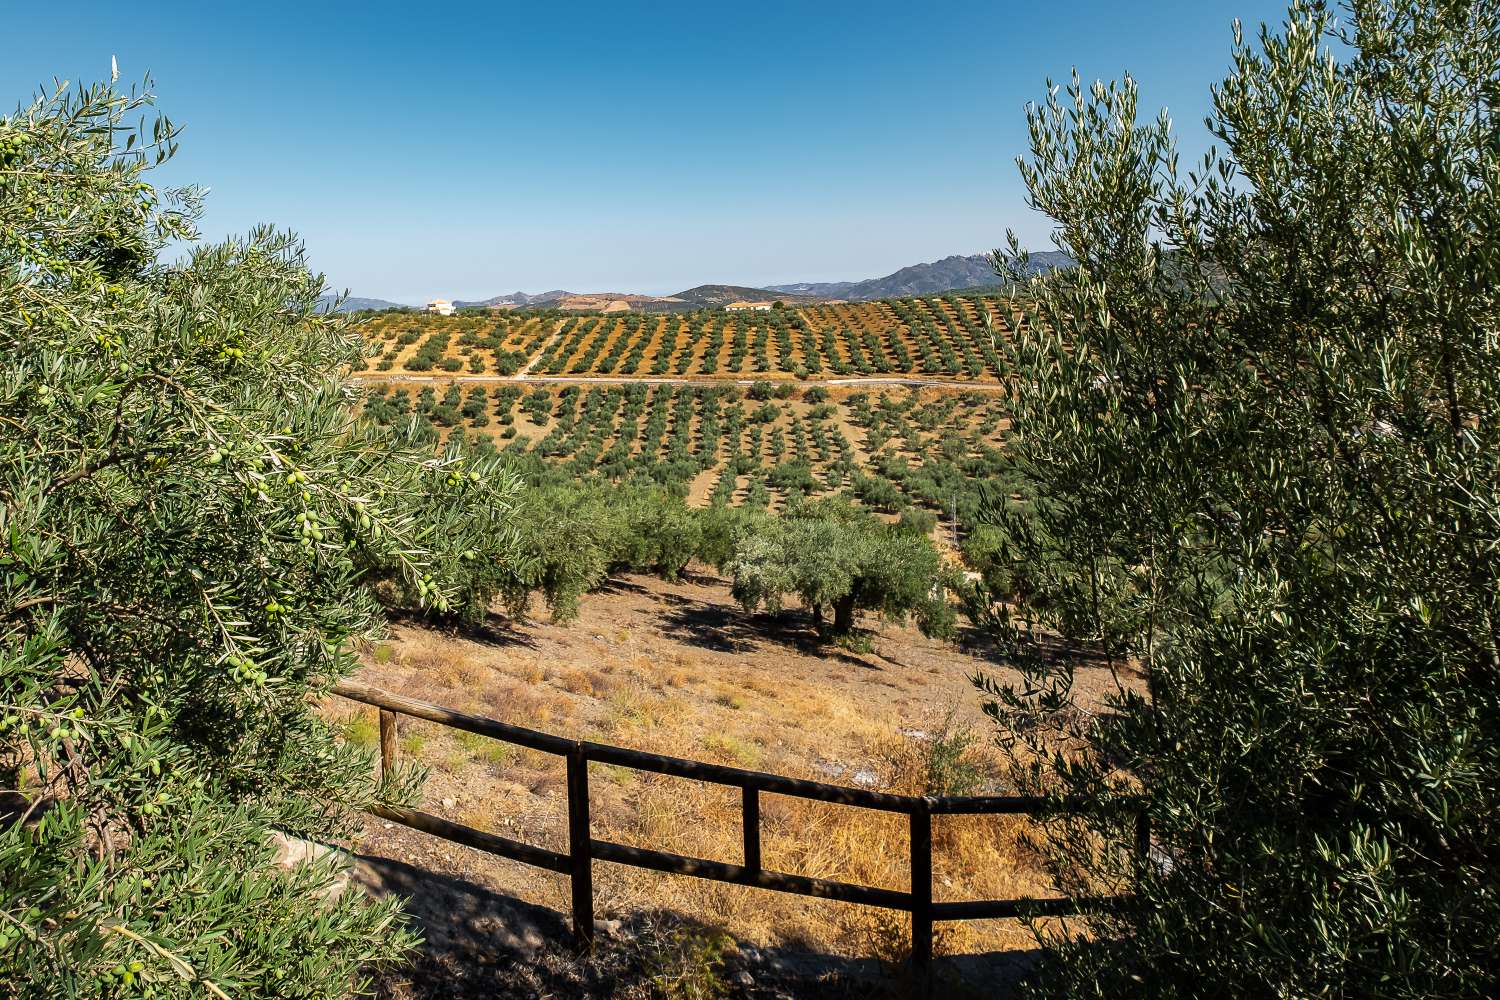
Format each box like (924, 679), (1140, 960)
(766, 251), (1073, 300)
(315, 294), (407, 313)
(335, 249), (1075, 313)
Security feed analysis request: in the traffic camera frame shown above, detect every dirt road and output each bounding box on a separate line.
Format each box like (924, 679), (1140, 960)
(352, 372), (1006, 391)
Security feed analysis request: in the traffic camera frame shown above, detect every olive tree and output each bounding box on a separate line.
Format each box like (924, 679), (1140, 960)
(729, 501), (953, 638)
(1, 80), (517, 997)
(977, 2), (1500, 996)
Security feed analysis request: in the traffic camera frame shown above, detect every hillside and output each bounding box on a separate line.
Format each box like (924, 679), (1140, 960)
(355, 294), (1026, 380)
(453, 290), (573, 308)
(670, 284), (822, 308)
(407, 251), (1073, 314)
(316, 294), (408, 313)
(338, 569), (1091, 996)
(768, 251), (1074, 301)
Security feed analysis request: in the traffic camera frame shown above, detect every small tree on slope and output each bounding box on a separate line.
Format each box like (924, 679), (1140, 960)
(977, 2), (1499, 996)
(729, 500), (954, 639)
(0, 80), (518, 996)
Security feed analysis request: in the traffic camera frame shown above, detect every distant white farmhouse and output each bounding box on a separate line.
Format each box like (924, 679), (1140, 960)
(725, 300), (773, 312)
(425, 299), (455, 316)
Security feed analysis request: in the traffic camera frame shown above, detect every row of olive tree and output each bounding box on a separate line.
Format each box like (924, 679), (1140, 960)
(975, 2), (1499, 997)
(423, 452), (956, 643)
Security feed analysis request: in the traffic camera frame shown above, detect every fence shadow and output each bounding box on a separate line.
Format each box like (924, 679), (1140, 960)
(355, 849), (1036, 1000)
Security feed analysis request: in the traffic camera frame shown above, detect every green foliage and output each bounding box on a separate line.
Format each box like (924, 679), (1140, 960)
(979, 3), (1500, 996)
(918, 711), (985, 798)
(728, 500), (951, 638)
(0, 79), (527, 996)
(642, 927), (734, 1000)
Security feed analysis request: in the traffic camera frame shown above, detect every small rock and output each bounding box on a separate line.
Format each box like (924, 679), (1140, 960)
(733, 969), (755, 987)
(268, 831), (350, 902)
(852, 769), (879, 787)
(440, 797), (455, 809)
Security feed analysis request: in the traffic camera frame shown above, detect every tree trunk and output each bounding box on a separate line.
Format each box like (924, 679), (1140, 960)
(832, 594), (856, 635)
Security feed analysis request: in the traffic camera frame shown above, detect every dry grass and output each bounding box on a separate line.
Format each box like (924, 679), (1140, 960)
(333, 570), (1119, 960)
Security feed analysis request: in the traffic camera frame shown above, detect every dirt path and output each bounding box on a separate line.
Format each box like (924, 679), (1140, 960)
(352, 372), (1006, 391)
(515, 319), (568, 378)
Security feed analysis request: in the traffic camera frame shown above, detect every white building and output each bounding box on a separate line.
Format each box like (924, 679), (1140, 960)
(725, 300), (774, 312)
(425, 299), (455, 316)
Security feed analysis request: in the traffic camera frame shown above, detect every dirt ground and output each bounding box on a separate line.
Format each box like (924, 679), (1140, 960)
(332, 569), (1128, 997)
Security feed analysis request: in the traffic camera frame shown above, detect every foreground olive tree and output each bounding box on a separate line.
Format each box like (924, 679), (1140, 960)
(979, 2), (1499, 996)
(1, 80), (517, 996)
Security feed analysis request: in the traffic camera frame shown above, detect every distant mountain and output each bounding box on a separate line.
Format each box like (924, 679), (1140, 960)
(767, 251), (1073, 301)
(315, 294), (407, 313)
(453, 290), (573, 308)
(392, 250), (1076, 315)
(763, 279), (859, 298)
(671, 284), (821, 308)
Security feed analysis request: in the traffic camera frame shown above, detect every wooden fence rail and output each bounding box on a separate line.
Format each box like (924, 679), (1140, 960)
(334, 679), (1144, 973)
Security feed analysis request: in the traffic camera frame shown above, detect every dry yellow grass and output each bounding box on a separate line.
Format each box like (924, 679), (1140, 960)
(322, 569), (1125, 962)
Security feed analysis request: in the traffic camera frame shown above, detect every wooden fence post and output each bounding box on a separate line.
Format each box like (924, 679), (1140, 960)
(910, 807), (933, 984)
(742, 787), (761, 872)
(378, 709), (397, 781)
(567, 748), (595, 947)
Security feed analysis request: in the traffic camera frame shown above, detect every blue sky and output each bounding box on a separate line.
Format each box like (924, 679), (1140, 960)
(5, 1), (1291, 302)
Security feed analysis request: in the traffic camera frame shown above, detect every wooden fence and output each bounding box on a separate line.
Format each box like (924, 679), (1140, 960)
(334, 680), (1144, 973)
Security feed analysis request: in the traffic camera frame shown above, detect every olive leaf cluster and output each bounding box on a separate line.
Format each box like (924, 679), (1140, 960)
(1, 80), (519, 997)
(978, 2), (1500, 996)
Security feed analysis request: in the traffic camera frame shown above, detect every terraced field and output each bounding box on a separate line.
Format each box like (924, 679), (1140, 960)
(353, 295), (1033, 381)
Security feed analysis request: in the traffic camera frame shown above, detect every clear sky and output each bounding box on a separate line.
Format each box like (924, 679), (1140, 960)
(5, 1), (1292, 302)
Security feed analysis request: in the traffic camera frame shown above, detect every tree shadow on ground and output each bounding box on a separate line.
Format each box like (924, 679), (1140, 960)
(654, 595), (881, 671)
(354, 849), (1037, 1000)
(592, 576), (655, 598)
(957, 621), (1140, 681)
(383, 608), (539, 651)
